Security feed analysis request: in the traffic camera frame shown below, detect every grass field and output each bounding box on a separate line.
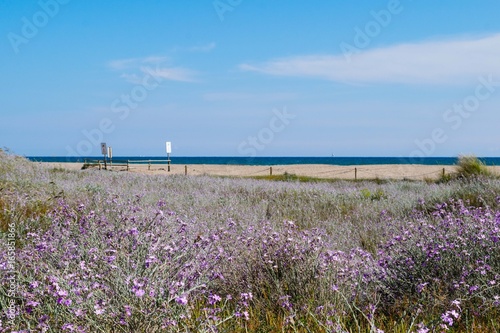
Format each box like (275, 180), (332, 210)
(1, 150), (500, 332)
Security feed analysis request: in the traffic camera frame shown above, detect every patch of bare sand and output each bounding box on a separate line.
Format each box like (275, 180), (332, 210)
(41, 162), (500, 180)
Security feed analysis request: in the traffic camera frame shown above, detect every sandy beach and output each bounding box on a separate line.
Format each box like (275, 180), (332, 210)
(38, 162), (500, 180)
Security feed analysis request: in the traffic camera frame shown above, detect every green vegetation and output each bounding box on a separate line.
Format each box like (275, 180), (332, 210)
(2, 151), (500, 332)
(456, 155), (492, 178)
(250, 171), (331, 183)
(437, 155), (495, 183)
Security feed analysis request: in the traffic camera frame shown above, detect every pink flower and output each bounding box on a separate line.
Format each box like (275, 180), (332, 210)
(417, 326), (429, 333)
(240, 292), (253, 301)
(124, 305), (132, 317)
(61, 298), (72, 306)
(57, 290), (68, 297)
(26, 301), (40, 307)
(441, 312), (454, 326)
(74, 309), (85, 317)
(94, 305), (105, 315)
(61, 323), (75, 331)
(135, 289), (145, 298)
(449, 310), (459, 319)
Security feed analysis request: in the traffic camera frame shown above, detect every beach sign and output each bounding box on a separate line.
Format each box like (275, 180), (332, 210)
(101, 142), (107, 156)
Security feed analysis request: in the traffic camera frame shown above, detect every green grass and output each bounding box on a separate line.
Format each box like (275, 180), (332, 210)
(250, 172), (331, 183)
(435, 155), (497, 183)
(456, 155), (492, 177)
(248, 171), (392, 184)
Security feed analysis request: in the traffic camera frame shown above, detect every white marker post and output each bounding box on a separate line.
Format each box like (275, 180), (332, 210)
(101, 142), (108, 170)
(108, 146), (113, 165)
(166, 141), (172, 172)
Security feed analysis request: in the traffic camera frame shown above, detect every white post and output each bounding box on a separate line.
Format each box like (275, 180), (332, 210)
(166, 141), (172, 172)
(108, 147), (113, 165)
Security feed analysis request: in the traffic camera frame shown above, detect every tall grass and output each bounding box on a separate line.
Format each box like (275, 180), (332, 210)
(455, 155), (492, 178)
(1, 151), (500, 332)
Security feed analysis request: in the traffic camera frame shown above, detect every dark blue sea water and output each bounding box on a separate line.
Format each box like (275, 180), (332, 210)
(26, 156), (500, 166)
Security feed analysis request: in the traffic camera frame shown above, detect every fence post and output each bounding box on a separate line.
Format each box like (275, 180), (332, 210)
(185, 165), (187, 176)
(270, 167), (273, 176)
(355, 167), (357, 180)
(442, 168), (445, 177)
(148, 161), (151, 171)
(127, 161), (129, 171)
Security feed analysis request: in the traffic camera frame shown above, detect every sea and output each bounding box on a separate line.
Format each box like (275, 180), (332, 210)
(26, 156), (500, 166)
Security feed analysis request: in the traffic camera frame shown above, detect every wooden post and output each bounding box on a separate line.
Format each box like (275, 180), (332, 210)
(167, 152), (171, 172)
(355, 167), (357, 180)
(442, 168), (445, 177)
(270, 167), (273, 176)
(185, 165), (187, 175)
(127, 161), (129, 171)
(148, 161), (151, 171)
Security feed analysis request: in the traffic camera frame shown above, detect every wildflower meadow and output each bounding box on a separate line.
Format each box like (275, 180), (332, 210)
(1, 150), (499, 332)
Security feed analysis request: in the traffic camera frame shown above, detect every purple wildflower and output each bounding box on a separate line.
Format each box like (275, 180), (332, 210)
(441, 311), (454, 326)
(134, 289), (145, 298)
(208, 293), (222, 305)
(175, 295), (188, 305)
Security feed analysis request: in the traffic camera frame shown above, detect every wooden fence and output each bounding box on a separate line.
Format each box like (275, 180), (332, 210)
(83, 159), (171, 171)
(83, 159), (452, 180)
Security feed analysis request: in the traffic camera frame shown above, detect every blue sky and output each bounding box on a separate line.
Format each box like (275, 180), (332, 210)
(1, 0), (500, 157)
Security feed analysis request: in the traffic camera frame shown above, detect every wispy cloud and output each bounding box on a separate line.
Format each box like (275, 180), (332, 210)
(144, 66), (197, 83)
(108, 58), (137, 71)
(118, 73), (142, 85)
(240, 33), (500, 85)
(108, 56), (197, 83)
(203, 92), (297, 102)
(189, 42), (216, 53)
(108, 56), (169, 71)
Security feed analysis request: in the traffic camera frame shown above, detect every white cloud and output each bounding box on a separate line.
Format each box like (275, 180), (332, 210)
(119, 73), (142, 85)
(142, 66), (197, 83)
(108, 58), (137, 71)
(203, 92), (296, 102)
(189, 42), (216, 53)
(141, 56), (169, 65)
(108, 56), (170, 70)
(240, 33), (500, 85)
(108, 56), (197, 83)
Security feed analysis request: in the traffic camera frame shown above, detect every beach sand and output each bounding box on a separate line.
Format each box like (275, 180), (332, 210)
(38, 161), (500, 180)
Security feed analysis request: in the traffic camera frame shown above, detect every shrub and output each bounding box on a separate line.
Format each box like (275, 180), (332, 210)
(456, 155), (492, 178)
(378, 199), (500, 325)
